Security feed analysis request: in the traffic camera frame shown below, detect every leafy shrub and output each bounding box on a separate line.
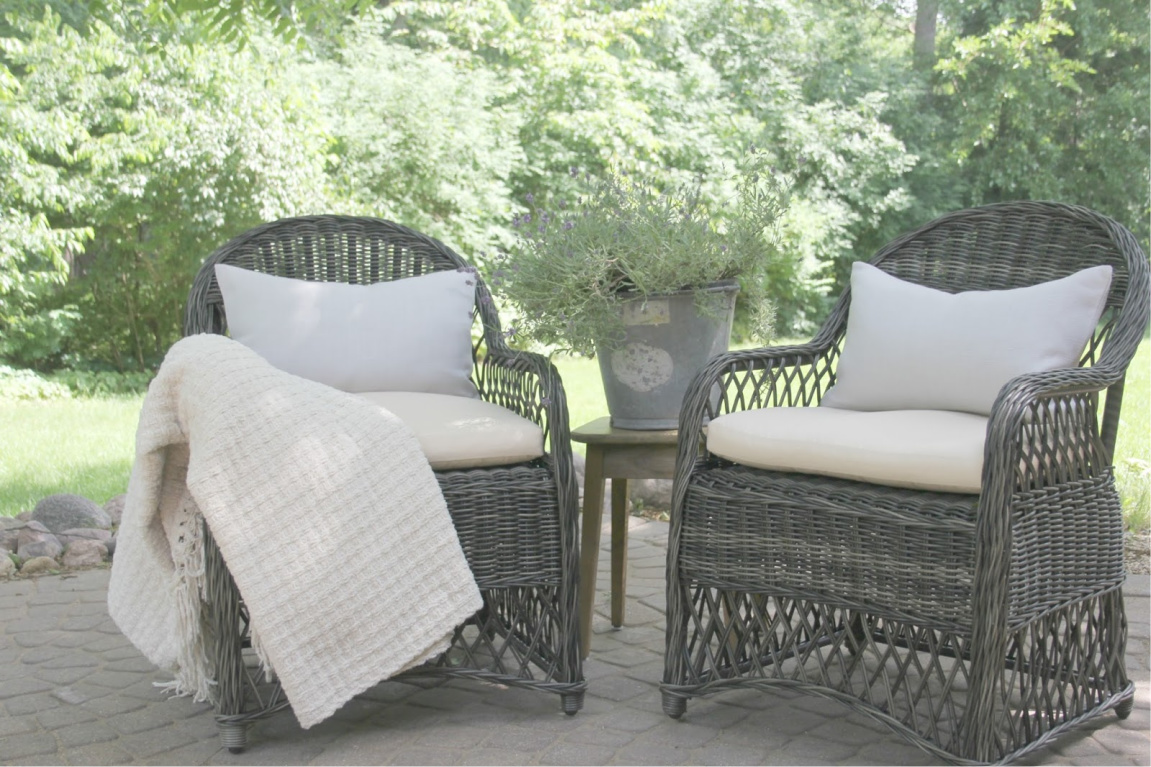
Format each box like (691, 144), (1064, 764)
(50, 369), (153, 397)
(0, 307), (81, 369)
(0, 366), (72, 401)
(0, 365), (151, 401)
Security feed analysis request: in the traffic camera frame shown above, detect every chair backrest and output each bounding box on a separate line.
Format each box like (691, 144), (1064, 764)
(184, 215), (505, 366)
(817, 201), (1150, 453)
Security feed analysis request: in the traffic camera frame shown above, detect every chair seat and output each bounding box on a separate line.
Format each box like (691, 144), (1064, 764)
(707, 406), (987, 494)
(357, 391), (545, 470)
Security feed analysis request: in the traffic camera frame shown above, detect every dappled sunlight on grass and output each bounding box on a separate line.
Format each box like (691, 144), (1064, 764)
(0, 396), (142, 516)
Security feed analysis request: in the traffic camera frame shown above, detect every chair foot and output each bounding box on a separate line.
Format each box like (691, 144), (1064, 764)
(662, 692), (687, 719)
(218, 722), (247, 753)
(1116, 697), (1133, 720)
(561, 691), (584, 715)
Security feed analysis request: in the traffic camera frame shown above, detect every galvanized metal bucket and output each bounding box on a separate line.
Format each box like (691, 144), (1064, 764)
(595, 280), (738, 430)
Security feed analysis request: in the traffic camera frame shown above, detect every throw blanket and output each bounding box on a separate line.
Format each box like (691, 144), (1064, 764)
(108, 334), (482, 728)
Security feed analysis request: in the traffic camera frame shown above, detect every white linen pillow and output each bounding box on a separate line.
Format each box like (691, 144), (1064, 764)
(214, 264), (478, 397)
(821, 262), (1112, 415)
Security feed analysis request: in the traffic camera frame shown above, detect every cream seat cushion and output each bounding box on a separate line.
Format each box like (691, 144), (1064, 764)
(357, 391), (544, 471)
(707, 406), (988, 494)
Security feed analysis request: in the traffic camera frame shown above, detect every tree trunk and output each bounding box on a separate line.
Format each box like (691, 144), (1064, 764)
(914, 0), (940, 72)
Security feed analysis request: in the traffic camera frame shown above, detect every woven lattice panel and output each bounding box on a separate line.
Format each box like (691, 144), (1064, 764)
(666, 584), (1131, 763)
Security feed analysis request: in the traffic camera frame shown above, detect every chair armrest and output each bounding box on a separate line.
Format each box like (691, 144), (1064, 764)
(676, 341), (838, 446)
(476, 345), (573, 457)
(983, 364), (1124, 493)
(671, 340), (838, 486)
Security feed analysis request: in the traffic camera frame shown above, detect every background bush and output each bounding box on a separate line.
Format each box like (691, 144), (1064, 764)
(0, 0), (1146, 368)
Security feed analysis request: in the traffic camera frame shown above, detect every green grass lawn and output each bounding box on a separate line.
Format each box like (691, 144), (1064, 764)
(1, 396), (141, 516)
(3, 341), (1148, 528)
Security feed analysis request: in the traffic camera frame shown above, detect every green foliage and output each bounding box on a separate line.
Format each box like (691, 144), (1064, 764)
(933, 0), (1150, 242)
(0, 306), (80, 368)
(74, 0), (363, 49)
(306, 12), (524, 257)
(0, 363), (151, 400)
(0, 0), (1146, 368)
(1, 8), (332, 370)
(0, 365), (72, 400)
(497, 153), (792, 356)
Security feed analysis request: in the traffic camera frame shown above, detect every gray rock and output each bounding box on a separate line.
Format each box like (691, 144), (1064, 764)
(56, 528), (113, 548)
(32, 494), (111, 533)
(17, 521), (62, 558)
(16, 510), (32, 522)
(62, 540), (108, 568)
(105, 535), (116, 558)
(0, 517), (22, 552)
(103, 494), (127, 526)
(20, 539), (63, 560)
(0, 555), (15, 579)
(19, 555), (58, 575)
(629, 478), (672, 511)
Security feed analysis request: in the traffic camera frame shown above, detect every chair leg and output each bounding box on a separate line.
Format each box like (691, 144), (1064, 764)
(218, 723), (248, 754)
(205, 527), (250, 753)
(561, 691), (585, 715)
(662, 692), (687, 719)
(1115, 696), (1133, 719)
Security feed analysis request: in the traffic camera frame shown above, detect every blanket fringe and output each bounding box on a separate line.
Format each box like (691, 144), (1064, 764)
(164, 492), (216, 704)
(249, 625), (277, 683)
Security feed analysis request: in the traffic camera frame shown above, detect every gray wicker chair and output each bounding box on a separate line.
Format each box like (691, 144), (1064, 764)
(660, 202), (1149, 764)
(184, 215), (585, 751)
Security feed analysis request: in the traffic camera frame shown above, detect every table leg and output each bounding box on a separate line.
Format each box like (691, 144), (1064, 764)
(610, 477), (630, 628)
(577, 446), (606, 659)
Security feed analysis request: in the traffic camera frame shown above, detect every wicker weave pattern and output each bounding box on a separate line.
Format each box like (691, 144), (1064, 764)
(662, 202), (1148, 764)
(184, 216), (585, 750)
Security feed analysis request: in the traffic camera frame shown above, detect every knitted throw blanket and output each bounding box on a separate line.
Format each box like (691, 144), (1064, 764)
(108, 334), (482, 728)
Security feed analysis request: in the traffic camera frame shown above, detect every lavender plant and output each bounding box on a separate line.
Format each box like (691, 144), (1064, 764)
(493, 153), (792, 356)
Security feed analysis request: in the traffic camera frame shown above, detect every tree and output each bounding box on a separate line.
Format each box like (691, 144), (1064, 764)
(914, 0), (939, 71)
(1, 8), (332, 369)
(933, 0), (1149, 242)
(306, 13), (525, 258)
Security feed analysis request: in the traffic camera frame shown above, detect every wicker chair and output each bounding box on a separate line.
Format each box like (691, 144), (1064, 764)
(184, 216), (585, 751)
(660, 202), (1148, 764)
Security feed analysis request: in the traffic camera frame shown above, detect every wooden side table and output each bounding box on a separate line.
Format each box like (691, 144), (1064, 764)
(572, 417), (679, 658)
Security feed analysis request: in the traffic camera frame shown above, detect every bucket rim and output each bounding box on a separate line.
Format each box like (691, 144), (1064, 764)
(614, 278), (740, 301)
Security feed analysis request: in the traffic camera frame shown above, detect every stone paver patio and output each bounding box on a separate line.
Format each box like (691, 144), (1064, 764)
(2, 517), (1148, 766)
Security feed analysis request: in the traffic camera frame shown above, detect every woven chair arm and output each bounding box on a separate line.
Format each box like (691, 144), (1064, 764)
(676, 340), (836, 437)
(670, 341), (835, 494)
(477, 345), (573, 455)
(982, 364), (1125, 495)
(969, 364), (1130, 666)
